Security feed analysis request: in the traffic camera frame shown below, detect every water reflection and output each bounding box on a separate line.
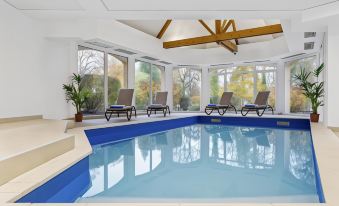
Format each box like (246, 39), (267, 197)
(172, 125), (201, 164)
(79, 124), (318, 202)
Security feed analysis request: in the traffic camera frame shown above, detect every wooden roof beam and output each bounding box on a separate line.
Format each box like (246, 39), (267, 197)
(198, 20), (215, 35)
(199, 20), (237, 53)
(215, 20), (222, 34)
(163, 24), (283, 49)
(219, 40), (238, 53)
(157, 20), (172, 39)
(231, 20), (239, 45)
(222, 20), (233, 33)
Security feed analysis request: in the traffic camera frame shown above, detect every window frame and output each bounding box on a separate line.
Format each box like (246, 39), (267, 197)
(172, 67), (202, 112)
(284, 54), (320, 114)
(134, 59), (165, 110)
(77, 43), (129, 114)
(209, 64), (277, 109)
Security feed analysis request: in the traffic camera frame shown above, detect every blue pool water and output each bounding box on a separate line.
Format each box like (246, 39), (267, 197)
(77, 124), (319, 203)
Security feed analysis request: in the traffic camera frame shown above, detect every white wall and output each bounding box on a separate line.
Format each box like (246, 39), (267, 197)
(324, 22), (339, 127)
(42, 39), (78, 119)
(0, 1), (45, 119)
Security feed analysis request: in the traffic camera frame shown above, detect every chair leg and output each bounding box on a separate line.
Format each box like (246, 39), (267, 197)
(256, 108), (266, 117)
(217, 107), (227, 116)
(132, 106), (137, 117)
(205, 108), (213, 115)
(105, 111), (112, 121)
(241, 108), (249, 116)
(231, 105), (237, 114)
(167, 106), (171, 115)
(163, 108), (167, 117)
(147, 109), (151, 117)
(126, 110), (131, 121)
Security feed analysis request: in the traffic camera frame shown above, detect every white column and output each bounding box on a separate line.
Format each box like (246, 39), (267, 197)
(201, 66), (210, 112)
(275, 61), (286, 114)
(324, 24), (339, 127)
(128, 57), (135, 105)
(165, 65), (173, 111)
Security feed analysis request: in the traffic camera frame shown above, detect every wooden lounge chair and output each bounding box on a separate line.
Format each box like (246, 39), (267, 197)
(240, 91), (274, 117)
(146, 91), (170, 117)
(105, 89), (136, 121)
(205, 92), (237, 115)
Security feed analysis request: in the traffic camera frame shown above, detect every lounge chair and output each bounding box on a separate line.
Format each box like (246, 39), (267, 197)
(240, 91), (274, 117)
(146, 91), (170, 117)
(205, 92), (237, 115)
(105, 89), (137, 121)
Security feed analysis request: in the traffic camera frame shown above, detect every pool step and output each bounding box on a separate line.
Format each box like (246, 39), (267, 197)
(0, 119), (75, 186)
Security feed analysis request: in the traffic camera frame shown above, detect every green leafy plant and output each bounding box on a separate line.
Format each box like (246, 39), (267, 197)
(62, 73), (90, 114)
(293, 63), (324, 114)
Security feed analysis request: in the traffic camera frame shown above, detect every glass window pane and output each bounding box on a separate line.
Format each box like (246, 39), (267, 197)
(226, 66), (255, 108)
(173, 68), (201, 111)
(151, 65), (164, 103)
(77, 46), (104, 114)
(107, 54), (128, 105)
(256, 70), (276, 108)
(287, 56), (317, 113)
(210, 69), (225, 104)
(135, 61), (151, 110)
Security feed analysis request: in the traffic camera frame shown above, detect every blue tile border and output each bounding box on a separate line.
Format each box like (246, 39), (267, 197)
(85, 116), (311, 146)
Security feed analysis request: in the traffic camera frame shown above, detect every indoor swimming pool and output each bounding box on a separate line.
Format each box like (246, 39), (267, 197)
(17, 116), (324, 203)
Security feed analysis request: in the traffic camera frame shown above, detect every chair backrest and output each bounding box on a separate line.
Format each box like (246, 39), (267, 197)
(153, 91), (168, 105)
(116, 89), (134, 106)
(254, 91), (270, 106)
(219, 92), (233, 105)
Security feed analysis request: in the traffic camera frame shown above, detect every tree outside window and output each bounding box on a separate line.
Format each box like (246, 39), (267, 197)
(173, 68), (201, 111)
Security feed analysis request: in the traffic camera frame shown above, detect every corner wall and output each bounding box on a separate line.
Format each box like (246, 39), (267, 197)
(0, 1), (45, 119)
(325, 22), (339, 127)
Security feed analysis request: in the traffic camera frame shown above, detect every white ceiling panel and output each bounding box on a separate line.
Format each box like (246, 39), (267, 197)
(5, 0), (83, 10)
(102, 0), (308, 11)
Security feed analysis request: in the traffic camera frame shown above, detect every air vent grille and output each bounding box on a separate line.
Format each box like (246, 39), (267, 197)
(210, 63), (233, 67)
(304, 42), (315, 50)
(243, 60), (270, 64)
(85, 41), (113, 49)
(177, 64), (198, 67)
(141, 56), (159, 61)
(115, 49), (137, 55)
(304, 32), (316, 38)
(281, 53), (306, 60)
(159, 61), (172, 65)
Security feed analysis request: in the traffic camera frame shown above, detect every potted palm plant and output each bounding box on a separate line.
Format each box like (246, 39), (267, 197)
(294, 63), (324, 122)
(63, 73), (90, 122)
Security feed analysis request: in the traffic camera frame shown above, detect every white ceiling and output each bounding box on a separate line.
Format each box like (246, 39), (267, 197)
(4, 0), (336, 11)
(101, 0), (334, 11)
(4, 0), (83, 10)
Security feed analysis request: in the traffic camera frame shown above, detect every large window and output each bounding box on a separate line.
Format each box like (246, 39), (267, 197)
(78, 46), (105, 114)
(210, 65), (276, 109)
(173, 67), (201, 111)
(77, 46), (128, 114)
(135, 61), (165, 110)
(108, 54), (128, 105)
(286, 56), (317, 113)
